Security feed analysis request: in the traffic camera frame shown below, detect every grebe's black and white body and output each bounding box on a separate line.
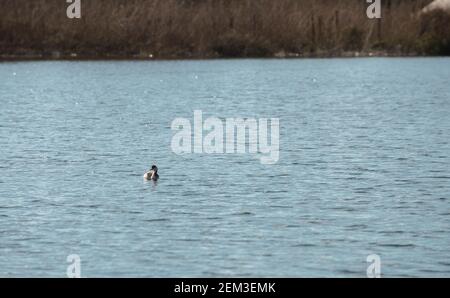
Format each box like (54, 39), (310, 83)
(144, 165), (159, 181)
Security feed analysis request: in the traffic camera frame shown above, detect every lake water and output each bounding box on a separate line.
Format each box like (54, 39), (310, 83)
(0, 58), (449, 277)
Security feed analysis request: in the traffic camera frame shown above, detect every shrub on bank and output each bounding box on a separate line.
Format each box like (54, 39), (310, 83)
(0, 0), (449, 59)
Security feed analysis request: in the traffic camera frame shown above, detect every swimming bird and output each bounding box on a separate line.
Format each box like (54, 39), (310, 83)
(144, 165), (159, 181)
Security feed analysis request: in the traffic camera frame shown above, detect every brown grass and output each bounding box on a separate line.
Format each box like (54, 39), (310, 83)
(0, 0), (449, 59)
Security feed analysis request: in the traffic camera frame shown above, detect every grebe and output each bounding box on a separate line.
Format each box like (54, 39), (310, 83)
(144, 165), (159, 181)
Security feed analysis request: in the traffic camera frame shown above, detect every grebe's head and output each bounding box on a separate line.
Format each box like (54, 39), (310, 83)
(151, 165), (158, 173)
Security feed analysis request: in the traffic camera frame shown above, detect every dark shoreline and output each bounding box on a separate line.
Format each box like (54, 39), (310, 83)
(0, 51), (442, 62)
(2, 1), (450, 62)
